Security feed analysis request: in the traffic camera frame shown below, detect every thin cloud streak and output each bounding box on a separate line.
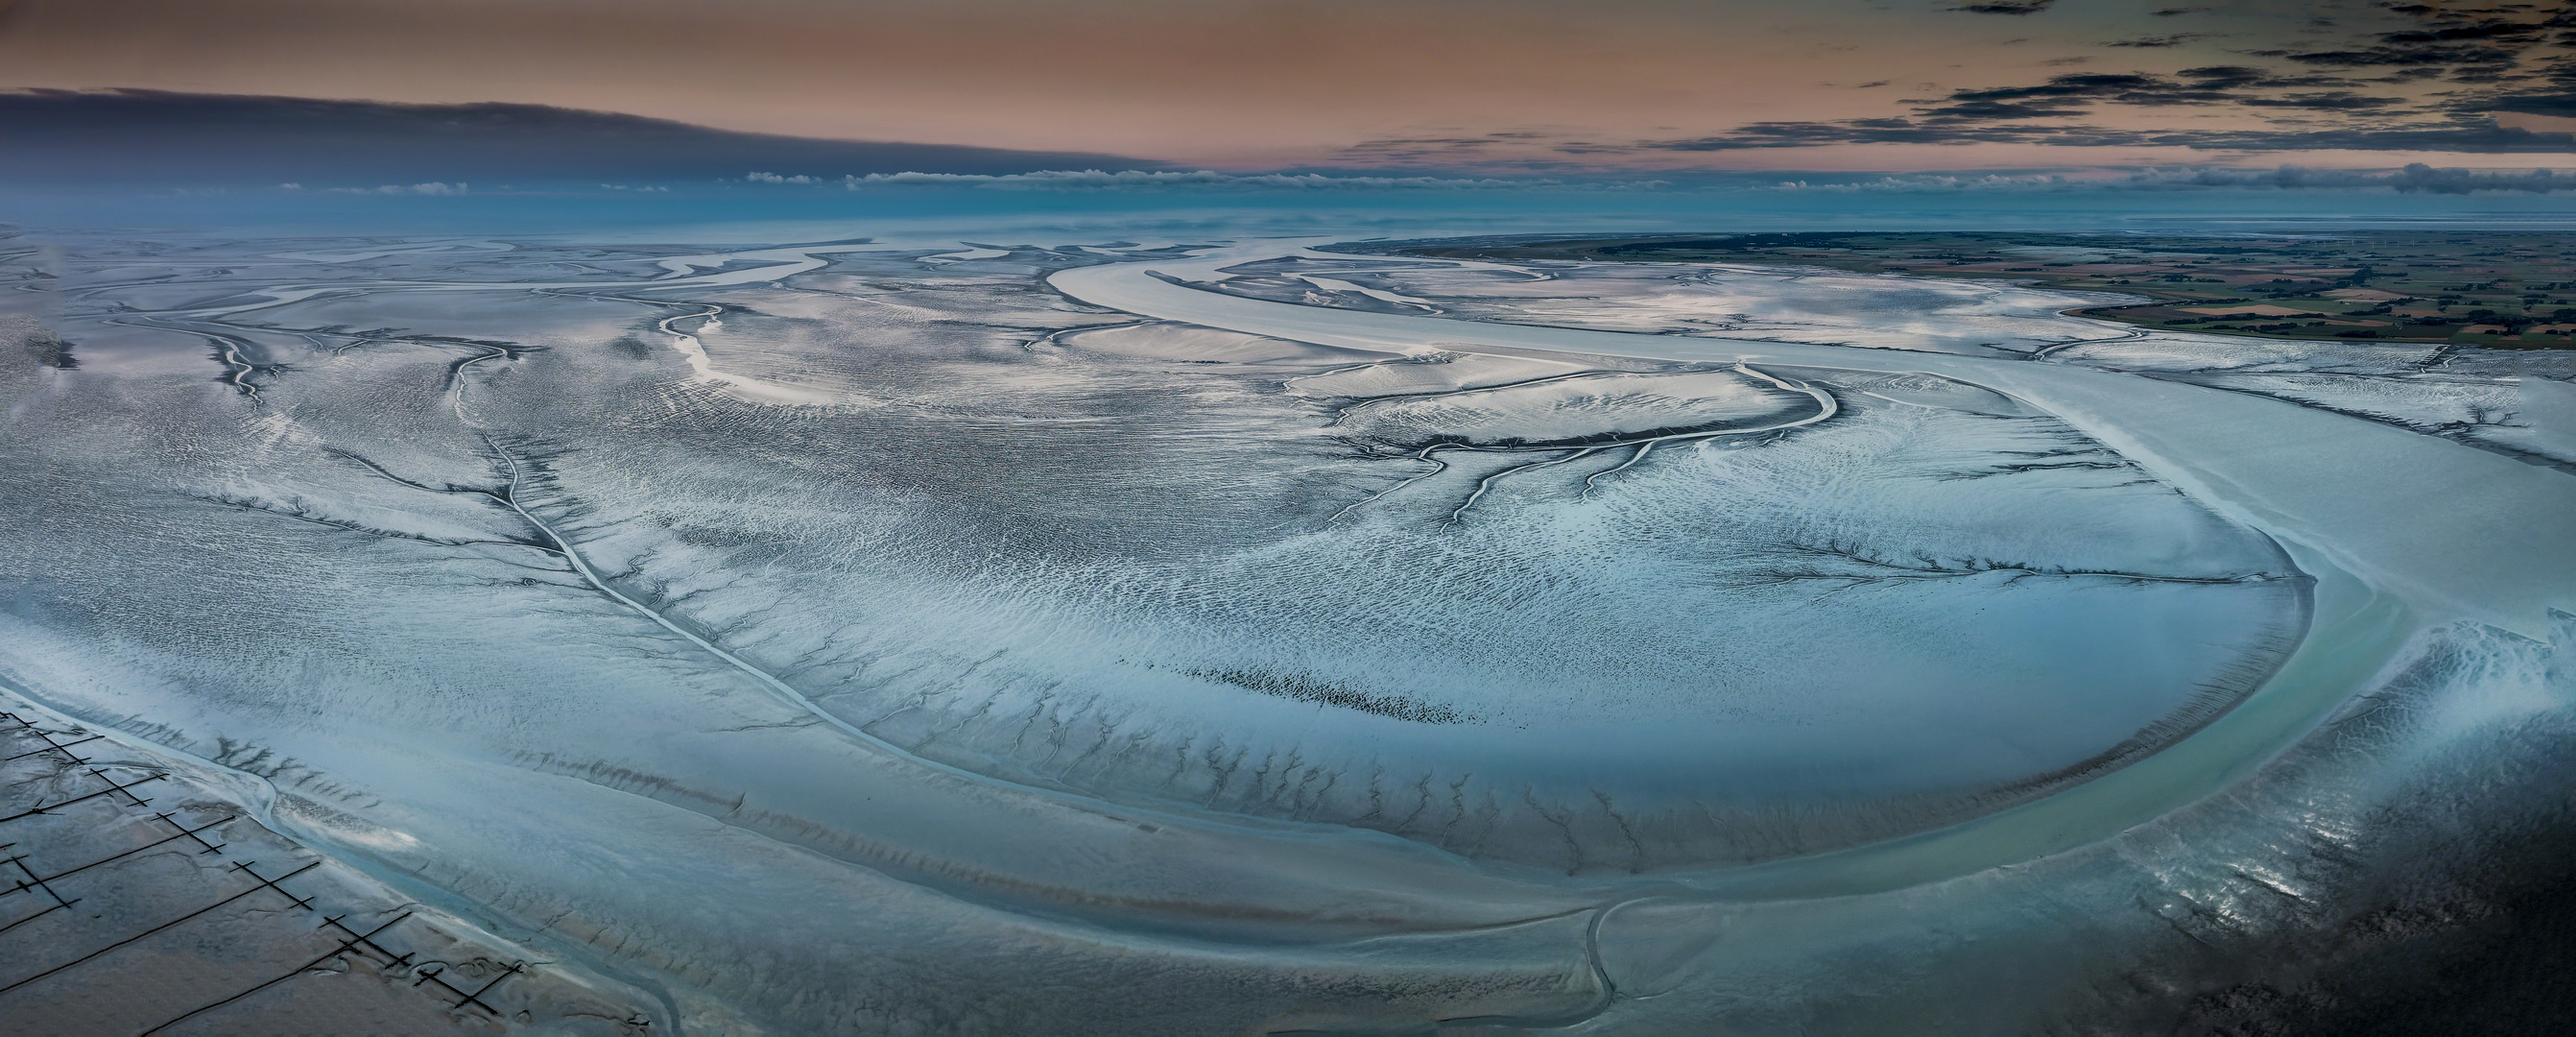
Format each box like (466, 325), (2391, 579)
(1768, 163), (2576, 194)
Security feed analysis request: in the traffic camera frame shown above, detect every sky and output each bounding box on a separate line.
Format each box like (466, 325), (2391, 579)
(1, 0), (2573, 177)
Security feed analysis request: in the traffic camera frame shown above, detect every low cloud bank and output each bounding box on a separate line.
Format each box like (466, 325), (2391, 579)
(1772, 163), (2574, 194)
(750, 169), (1647, 191)
(2129, 163), (2570, 194)
(284, 181), (469, 195)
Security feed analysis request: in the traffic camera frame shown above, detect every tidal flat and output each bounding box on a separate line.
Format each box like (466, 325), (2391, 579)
(2, 226), (2571, 1034)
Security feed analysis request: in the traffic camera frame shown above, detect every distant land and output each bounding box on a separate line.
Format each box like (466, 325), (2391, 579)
(1376, 231), (2576, 350)
(0, 88), (1165, 187)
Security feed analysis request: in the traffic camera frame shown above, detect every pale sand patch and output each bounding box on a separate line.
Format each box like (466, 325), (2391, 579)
(2322, 288), (2410, 302)
(2178, 304), (2314, 317)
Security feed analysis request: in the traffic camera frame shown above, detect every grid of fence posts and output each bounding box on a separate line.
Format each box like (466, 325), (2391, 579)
(0, 711), (535, 1034)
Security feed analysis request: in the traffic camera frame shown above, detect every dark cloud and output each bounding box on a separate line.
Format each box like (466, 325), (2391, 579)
(2493, 93), (2576, 117)
(1343, 137), (1500, 149)
(0, 89), (1161, 186)
(1940, 72), (2219, 109)
(1631, 120), (2576, 154)
(2379, 21), (2546, 45)
(2279, 44), (2517, 68)
(1949, 1), (2056, 14)
(2236, 92), (2406, 110)
(1919, 99), (2089, 120)
(2104, 35), (2205, 49)
(1684, 3), (2572, 158)
(1914, 69), (2392, 121)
